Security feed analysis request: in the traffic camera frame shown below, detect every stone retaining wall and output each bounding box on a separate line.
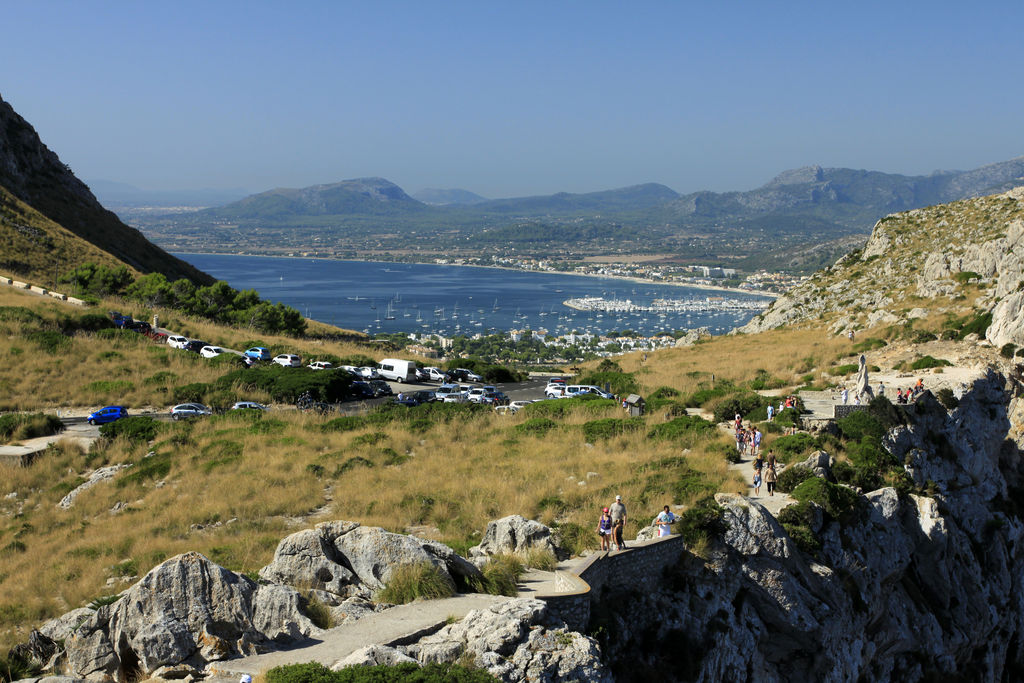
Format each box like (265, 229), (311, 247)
(541, 535), (690, 631)
(0, 272), (85, 306)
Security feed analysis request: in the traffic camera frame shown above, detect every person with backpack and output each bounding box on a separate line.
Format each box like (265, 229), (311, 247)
(610, 495), (627, 550)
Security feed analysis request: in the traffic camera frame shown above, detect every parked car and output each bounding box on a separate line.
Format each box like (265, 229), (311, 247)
(349, 381), (375, 399)
(413, 367), (430, 381)
(339, 365), (361, 377)
(449, 368), (483, 382)
(356, 366), (380, 380)
(200, 345), (226, 359)
(395, 389), (436, 406)
(507, 400), (534, 413)
(171, 403), (212, 420)
(423, 367), (449, 382)
(184, 340), (209, 353)
(166, 335), (189, 349)
(308, 361), (334, 370)
(481, 391), (509, 406)
(231, 401), (267, 411)
(434, 383), (466, 403)
(87, 405), (127, 425)
(244, 347), (271, 361)
(366, 379), (394, 397)
(465, 386), (488, 403)
(377, 358), (416, 382)
(273, 354), (302, 367)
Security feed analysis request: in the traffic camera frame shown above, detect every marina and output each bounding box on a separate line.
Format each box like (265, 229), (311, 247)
(176, 254), (774, 339)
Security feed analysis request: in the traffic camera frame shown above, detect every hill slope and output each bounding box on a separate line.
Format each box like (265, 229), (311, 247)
(0, 94), (214, 285)
(740, 186), (1024, 350)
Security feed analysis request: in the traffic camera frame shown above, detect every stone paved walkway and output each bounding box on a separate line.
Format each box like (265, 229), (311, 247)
(206, 593), (509, 680)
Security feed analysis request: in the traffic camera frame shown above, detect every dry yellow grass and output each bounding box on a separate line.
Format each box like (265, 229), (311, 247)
(0, 286), (838, 653)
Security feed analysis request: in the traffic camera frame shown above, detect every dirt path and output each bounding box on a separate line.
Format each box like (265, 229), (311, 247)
(719, 422), (794, 516)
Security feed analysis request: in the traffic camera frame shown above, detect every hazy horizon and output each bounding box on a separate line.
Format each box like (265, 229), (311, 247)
(4, 1), (1023, 198)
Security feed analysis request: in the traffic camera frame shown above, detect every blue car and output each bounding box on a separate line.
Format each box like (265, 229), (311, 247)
(87, 405), (128, 425)
(244, 347), (271, 361)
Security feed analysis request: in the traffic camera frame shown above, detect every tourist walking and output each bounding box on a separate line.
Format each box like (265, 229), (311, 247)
(597, 507), (613, 551)
(610, 495), (627, 550)
(765, 464), (778, 496)
(752, 451), (764, 496)
(766, 403), (774, 421)
(653, 505), (676, 537)
(752, 427), (762, 457)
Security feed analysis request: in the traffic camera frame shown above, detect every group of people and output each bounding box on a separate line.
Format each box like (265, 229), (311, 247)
(895, 378), (926, 404)
(734, 417), (763, 458)
(597, 496), (678, 551)
(751, 449), (779, 497)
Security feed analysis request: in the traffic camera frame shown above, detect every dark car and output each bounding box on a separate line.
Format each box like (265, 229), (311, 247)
(395, 389), (436, 406)
(367, 380), (394, 397)
(349, 381), (376, 399)
(481, 391), (510, 406)
(87, 405), (128, 425)
(184, 340), (209, 353)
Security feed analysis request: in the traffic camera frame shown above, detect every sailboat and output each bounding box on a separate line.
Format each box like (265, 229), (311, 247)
(492, 298), (499, 312)
(384, 301), (396, 320)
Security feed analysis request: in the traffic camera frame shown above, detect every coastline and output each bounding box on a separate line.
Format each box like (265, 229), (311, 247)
(171, 250), (780, 300)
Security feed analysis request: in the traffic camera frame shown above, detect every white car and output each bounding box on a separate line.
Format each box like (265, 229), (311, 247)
(200, 345), (226, 359)
(273, 354), (302, 367)
(423, 367), (448, 382)
(166, 335), (189, 349)
(507, 400), (534, 413)
(357, 366), (380, 380)
(308, 361), (334, 370)
(466, 386), (487, 403)
(231, 401), (267, 411)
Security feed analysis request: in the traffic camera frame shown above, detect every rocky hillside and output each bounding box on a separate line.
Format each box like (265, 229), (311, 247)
(741, 186), (1024, 351)
(0, 94), (213, 285)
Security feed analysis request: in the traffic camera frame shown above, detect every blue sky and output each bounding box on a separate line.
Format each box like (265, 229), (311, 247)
(3, 1), (1022, 197)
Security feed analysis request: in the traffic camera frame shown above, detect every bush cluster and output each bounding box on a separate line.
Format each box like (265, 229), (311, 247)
(711, 392), (773, 423)
(581, 417), (643, 442)
(266, 662), (500, 683)
(376, 561), (454, 604)
(646, 415), (715, 443)
(0, 413), (63, 441)
(98, 416), (159, 443)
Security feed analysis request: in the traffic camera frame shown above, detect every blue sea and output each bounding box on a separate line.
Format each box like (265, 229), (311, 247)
(176, 254), (772, 338)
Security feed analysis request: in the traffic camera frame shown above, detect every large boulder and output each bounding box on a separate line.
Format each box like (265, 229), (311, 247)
(63, 553), (317, 681)
(259, 520), (482, 597)
(404, 598), (612, 683)
(469, 515), (566, 560)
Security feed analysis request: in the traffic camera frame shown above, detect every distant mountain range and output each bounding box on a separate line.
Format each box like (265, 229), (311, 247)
(86, 180), (250, 207)
(0, 94), (214, 285)
(192, 158), (1024, 232)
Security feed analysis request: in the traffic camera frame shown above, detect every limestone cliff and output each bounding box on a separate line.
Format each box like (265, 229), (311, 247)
(594, 371), (1024, 681)
(740, 187), (1024, 351)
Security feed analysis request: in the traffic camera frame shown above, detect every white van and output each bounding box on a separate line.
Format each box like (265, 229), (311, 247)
(377, 358), (416, 382)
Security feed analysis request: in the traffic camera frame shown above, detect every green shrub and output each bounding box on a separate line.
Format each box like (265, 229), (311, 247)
(831, 363), (859, 376)
(1, 651), (42, 683)
(852, 337), (887, 353)
(711, 391), (773, 423)
(1000, 343), (1017, 359)
(521, 396), (616, 418)
(936, 388), (959, 409)
(791, 478), (862, 524)
(770, 433), (818, 462)
(646, 415), (715, 442)
(335, 456), (374, 476)
(775, 466), (815, 494)
(172, 382), (210, 403)
(773, 407), (801, 428)
(144, 371), (177, 385)
(300, 591), (334, 629)
(376, 561), (454, 604)
(649, 386), (681, 399)
(476, 554), (524, 597)
(682, 379), (736, 408)
(117, 452), (172, 487)
(0, 413), (63, 440)
(515, 417), (558, 436)
(581, 417), (643, 442)
(953, 271), (981, 284)
(910, 355), (952, 370)
(27, 329), (71, 354)
(836, 410), (885, 442)
(265, 662), (500, 683)
(781, 523), (822, 555)
(676, 496), (724, 546)
(98, 416), (159, 443)
(575, 370), (638, 396)
(747, 369), (786, 390)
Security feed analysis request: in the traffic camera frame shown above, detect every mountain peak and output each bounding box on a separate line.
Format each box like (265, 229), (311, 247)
(762, 165), (825, 188)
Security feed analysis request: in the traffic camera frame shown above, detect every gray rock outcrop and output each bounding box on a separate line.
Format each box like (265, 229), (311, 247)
(259, 520), (482, 598)
(62, 552), (318, 681)
(469, 515), (566, 560)
(404, 599), (612, 683)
